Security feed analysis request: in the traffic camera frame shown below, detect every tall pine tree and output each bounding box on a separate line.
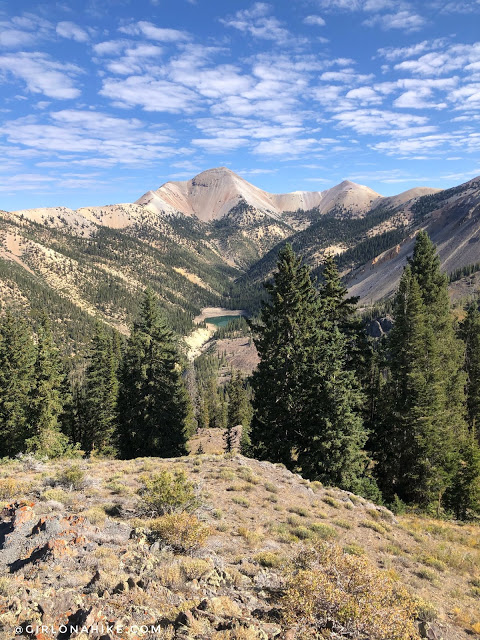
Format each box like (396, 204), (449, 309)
(81, 322), (119, 455)
(374, 232), (467, 510)
(0, 312), (36, 457)
(225, 370), (252, 453)
(250, 244), (318, 468)
(117, 289), (190, 458)
(461, 302), (480, 438)
(297, 255), (369, 492)
(27, 312), (69, 458)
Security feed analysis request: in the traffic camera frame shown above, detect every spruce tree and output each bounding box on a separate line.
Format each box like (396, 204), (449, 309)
(27, 312), (69, 458)
(374, 232), (468, 510)
(0, 312), (36, 457)
(250, 244), (318, 468)
(82, 322), (119, 455)
(445, 430), (480, 519)
(461, 302), (480, 437)
(117, 289), (190, 458)
(297, 255), (369, 491)
(225, 370), (251, 452)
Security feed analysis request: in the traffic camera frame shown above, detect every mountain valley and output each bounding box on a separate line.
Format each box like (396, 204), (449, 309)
(1, 167), (480, 351)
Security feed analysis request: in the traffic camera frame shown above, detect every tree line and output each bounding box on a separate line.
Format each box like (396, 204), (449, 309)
(0, 289), (251, 461)
(0, 231), (478, 519)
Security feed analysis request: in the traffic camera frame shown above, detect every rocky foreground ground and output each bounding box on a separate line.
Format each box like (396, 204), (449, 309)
(0, 454), (478, 640)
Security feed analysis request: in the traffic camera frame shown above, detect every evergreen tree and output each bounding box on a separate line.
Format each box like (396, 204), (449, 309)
(250, 244), (318, 468)
(297, 255), (369, 491)
(225, 370), (251, 452)
(0, 312), (36, 457)
(26, 312), (69, 458)
(117, 289), (190, 458)
(461, 302), (480, 438)
(319, 253), (358, 325)
(374, 233), (467, 510)
(445, 430), (480, 519)
(82, 322), (119, 455)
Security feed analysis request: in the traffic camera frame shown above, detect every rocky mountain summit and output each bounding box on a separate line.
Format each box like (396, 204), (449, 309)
(135, 167), (387, 222)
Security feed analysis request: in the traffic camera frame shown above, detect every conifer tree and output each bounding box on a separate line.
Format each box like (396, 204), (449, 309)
(250, 244), (318, 467)
(225, 370), (251, 452)
(26, 312), (69, 458)
(374, 232), (468, 510)
(445, 430), (480, 519)
(117, 289), (190, 458)
(461, 302), (480, 438)
(82, 322), (119, 455)
(0, 312), (36, 457)
(297, 255), (369, 491)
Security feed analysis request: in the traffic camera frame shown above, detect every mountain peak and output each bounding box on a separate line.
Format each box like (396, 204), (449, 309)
(136, 168), (385, 222)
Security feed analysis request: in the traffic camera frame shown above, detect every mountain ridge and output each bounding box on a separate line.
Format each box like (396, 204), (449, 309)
(8, 167), (440, 228)
(1, 170), (480, 351)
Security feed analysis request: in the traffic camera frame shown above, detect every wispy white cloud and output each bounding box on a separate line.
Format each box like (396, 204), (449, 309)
(345, 86), (382, 104)
(119, 20), (190, 42)
(192, 137), (249, 152)
(393, 43), (480, 76)
(221, 3), (292, 44)
(99, 76), (198, 112)
(394, 87), (446, 109)
(0, 52), (82, 99)
(0, 13), (52, 48)
(56, 21), (89, 43)
(363, 9), (424, 31)
(303, 15), (326, 26)
(331, 108), (431, 135)
(377, 38), (449, 61)
(0, 110), (190, 168)
(253, 137), (321, 156)
(430, 0), (480, 13)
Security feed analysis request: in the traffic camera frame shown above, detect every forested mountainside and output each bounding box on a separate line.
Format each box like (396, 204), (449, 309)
(1, 169), (480, 349)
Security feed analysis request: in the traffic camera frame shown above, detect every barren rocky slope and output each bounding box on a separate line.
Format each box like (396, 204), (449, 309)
(0, 454), (478, 640)
(348, 176), (480, 304)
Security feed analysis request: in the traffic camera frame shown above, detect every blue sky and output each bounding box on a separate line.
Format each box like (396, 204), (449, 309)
(0, 0), (480, 210)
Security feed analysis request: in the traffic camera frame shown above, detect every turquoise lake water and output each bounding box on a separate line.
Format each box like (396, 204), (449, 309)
(204, 315), (244, 327)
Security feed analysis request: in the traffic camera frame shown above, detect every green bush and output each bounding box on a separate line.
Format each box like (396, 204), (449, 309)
(57, 465), (85, 490)
(139, 469), (199, 516)
(310, 522), (338, 540)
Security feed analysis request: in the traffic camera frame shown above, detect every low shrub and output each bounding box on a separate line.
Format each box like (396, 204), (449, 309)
(148, 513), (210, 553)
(322, 496), (341, 509)
(0, 477), (26, 499)
(139, 470), (199, 516)
(310, 523), (338, 540)
(360, 520), (387, 535)
(232, 496), (250, 507)
(254, 551), (283, 568)
(83, 506), (107, 526)
(41, 488), (72, 504)
(283, 542), (419, 639)
(289, 506), (310, 517)
(343, 543), (365, 556)
(292, 526), (314, 540)
(57, 465), (85, 490)
(180, 557), (213, 580)
(264, 482), (278, 493)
